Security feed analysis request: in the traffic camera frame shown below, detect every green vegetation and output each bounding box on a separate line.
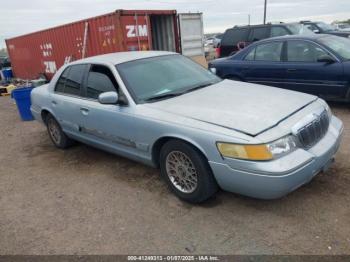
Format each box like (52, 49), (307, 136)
(333, 19), (350, 24)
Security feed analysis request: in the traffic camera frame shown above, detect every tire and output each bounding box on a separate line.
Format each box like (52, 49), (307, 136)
(159, 140), (218, 203)
(45, 114), (74, 149)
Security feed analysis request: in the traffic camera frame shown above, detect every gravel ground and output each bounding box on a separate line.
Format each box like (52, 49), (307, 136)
(0, 96), (349, 255)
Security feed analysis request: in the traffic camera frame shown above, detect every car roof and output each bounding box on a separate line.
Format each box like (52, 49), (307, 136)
(257, 33), (332, 43)
(229, 22), (299, 30)
(70, 51), (177, 65)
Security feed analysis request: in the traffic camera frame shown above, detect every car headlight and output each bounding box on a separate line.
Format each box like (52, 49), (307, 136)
(209, 67), (217, 74)
(217, 136), (298, 161)
(319, 99), (332, 119)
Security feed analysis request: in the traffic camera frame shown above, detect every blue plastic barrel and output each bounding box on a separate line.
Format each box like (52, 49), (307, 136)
(11, 87), (34, 121)
(2, 69), (13, 80)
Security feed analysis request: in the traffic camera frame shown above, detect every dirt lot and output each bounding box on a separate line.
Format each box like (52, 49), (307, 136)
(0, 96), (350, 255)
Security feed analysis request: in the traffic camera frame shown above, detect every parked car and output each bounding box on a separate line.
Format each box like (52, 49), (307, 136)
(209, 34), (350, 101)
(300, 21), (350, 37)
(218, 23), (313, 58)
(212, 34), (223, 48)
(31, 51), (343, 203)
(332, 23), (350, 31)
(205, 34), (223, 48)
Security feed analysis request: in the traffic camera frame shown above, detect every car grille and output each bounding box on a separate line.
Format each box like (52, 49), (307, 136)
(296, 110), (330, 149)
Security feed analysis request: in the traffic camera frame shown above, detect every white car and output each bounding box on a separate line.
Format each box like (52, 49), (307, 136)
(30, 51), (343, 203)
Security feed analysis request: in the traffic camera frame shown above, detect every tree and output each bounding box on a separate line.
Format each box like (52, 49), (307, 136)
(333, 19), (350, 24)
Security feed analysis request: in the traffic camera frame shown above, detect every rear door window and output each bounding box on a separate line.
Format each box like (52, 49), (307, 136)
(64, 65), (86, 96)
(245, 42), (283, 61)
(244, 47), (256, 61)
(55, 64), (86, 96)
(85, 64), (119, 99)
(249, 27), (270, 42)
(221, 28), (249, 46)
(55, 67), (70, 93)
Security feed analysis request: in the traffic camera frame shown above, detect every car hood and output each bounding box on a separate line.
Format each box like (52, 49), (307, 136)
(146, 80), (317, 136)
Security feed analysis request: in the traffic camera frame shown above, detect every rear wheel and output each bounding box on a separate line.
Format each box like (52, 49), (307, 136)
(46, 114), (74, 149)
(160, 140), (218, 203)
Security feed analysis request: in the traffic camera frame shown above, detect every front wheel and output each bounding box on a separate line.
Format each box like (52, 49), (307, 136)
(160, 140), (218, 203)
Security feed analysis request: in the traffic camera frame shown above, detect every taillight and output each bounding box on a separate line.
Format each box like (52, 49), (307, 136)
(216, 47), (221, 58)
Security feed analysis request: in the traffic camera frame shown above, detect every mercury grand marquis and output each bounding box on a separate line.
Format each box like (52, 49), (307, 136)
(30, 51), (343, 203)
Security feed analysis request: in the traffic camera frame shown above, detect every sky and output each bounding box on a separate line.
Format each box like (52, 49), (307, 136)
(1, 0), (350, 49)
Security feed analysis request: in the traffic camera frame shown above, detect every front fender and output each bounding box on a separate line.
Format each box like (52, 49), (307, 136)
(151, 133), (209, 161)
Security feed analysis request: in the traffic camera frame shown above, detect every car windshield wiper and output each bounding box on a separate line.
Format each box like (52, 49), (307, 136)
(143, 92), (183, 102)
(182, 81), (218, 94)
(144, 81), (219, 103)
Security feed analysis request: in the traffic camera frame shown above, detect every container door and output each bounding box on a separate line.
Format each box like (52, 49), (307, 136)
(149, 15), (176, 52)
(178, 13), (204, 56)
(121, 14), (151, 51)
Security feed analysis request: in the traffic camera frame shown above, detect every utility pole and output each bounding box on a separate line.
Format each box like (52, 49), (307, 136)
(248, 14), (251, 25)
(263, 0), (267, 24)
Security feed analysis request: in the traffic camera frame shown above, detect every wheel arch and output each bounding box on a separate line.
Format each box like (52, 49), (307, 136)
(151, 135), (209, 167)
(40, 108), (56, 124)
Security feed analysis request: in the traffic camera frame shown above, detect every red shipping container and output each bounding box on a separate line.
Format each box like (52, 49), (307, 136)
(6, 10), (204, 80)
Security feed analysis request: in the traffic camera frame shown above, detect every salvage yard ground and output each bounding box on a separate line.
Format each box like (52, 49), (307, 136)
(0, 96), (350, 255)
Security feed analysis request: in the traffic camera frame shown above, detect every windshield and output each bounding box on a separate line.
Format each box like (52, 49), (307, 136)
(285, 24), (314, 35)
(316, 22), (336, 31)
(116, 55), (221, 103)
(318, 36), (350, 60)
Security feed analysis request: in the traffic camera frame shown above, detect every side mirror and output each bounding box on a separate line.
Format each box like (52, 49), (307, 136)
(317, 55), (335, 64)
(313, 29), (320, 33)
(98, 91), (119, 104)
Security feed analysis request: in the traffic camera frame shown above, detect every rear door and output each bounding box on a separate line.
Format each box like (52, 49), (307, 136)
(283, 40), (346, 98)
(51, 64), (88, 135)
(178, 13), (204, 57)
(239, 41), (286, 88)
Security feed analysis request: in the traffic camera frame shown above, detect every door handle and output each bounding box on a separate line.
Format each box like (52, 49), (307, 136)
(287, 68), (297, 72)
(80, 107), (89, 116)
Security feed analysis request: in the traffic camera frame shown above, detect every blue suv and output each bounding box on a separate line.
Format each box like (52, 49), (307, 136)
(209, 34), (350, 101)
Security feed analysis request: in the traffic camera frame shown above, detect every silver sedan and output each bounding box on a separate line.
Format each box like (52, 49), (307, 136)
(30, 51), (343, 203)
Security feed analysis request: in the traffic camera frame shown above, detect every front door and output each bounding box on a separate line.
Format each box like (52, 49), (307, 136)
(77, 64), (140, 158)
(283, 40), (346, 98)
(178, 13), (204, 56)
